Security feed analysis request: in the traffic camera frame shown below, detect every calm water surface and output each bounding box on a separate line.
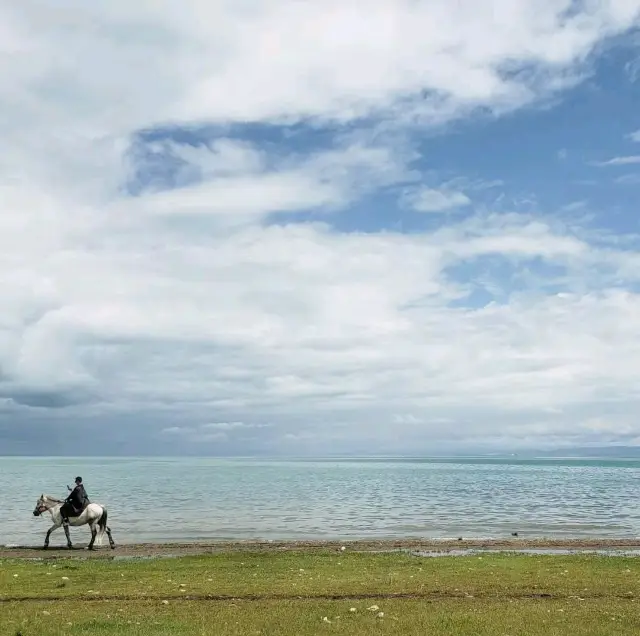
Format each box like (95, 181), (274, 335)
(2, 457), (639, 545)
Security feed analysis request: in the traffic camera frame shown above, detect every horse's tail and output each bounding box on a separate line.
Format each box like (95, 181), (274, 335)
(97, 507), (108, 547)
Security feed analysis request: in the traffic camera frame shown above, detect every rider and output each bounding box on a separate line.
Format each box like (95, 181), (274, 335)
(60, 476), (91, 525)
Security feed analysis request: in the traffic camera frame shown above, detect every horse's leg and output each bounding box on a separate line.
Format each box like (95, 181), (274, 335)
(63, 522), (73, 549)
(106, 526), (116, 549)
(88, 523), (97, 550)
(43, 523), (58, 550)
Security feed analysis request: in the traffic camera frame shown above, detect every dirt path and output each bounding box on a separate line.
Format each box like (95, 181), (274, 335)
(0, 591), (611, 603)
(3, 537), (640, 560)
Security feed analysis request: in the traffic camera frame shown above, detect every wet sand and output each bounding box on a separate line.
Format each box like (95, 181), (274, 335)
(2, 537), (640, 560)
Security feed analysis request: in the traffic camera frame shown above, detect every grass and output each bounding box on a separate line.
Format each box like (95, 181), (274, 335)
(1, 550), (639, 634)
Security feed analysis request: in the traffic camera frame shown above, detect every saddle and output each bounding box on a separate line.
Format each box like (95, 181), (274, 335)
(61, 498), (90, 520)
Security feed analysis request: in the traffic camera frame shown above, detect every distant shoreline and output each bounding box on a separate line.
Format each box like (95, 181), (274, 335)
(3, 536), (640, 559)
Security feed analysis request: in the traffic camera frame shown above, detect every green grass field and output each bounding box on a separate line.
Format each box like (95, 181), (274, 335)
(2, 550), (639, 634)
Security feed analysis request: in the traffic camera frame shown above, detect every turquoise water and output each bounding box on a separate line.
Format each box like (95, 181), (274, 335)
(3, 456), (640, 546)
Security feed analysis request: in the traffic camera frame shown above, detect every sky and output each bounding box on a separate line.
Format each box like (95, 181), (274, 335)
(2, 1), (640, 456)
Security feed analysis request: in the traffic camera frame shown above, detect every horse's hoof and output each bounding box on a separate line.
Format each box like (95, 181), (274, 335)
(43, 546), (49, 551)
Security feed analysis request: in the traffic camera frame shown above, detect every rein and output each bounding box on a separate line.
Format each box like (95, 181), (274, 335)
(36, 496), (64, 514)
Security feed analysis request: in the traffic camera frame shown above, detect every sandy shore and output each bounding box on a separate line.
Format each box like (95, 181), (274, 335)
(2, 537), (640, 559)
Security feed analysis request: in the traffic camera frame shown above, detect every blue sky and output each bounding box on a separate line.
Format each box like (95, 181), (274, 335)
(1, 1), (640, 456)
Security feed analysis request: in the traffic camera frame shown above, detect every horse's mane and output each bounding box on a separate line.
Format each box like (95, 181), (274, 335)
(43, 495), (64, 504)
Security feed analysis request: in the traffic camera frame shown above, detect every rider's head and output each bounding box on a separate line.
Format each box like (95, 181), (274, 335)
(75, 476), (82, 484)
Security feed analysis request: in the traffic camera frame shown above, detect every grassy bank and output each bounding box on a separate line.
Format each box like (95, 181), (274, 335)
(2, 550), (639, 634)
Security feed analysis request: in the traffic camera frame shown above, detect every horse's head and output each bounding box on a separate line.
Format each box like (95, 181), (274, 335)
(33, 494), (58, 517)
(33, 494), (46, 516)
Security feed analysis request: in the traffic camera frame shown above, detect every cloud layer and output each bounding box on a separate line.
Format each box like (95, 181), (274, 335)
(2, 0), (640, 454)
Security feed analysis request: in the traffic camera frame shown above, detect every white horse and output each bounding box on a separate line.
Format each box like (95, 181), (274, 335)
(33, 494), (116, 550)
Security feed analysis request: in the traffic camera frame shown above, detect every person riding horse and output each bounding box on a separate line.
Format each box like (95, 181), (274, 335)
(60, 476), (91, 524)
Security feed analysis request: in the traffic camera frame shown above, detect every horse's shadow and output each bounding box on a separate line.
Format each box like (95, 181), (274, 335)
(2, 544), (102, 552)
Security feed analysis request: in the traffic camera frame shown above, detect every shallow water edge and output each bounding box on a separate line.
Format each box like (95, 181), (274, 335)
(3, 536), (640, 560)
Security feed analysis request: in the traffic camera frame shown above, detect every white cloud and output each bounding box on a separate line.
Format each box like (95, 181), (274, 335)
(626, 55), (640, 82)
(4, 206), (640, 449)
(126, 171), (342, 219)
(1, 0), (640, 453)
(629, 129), (640, 142)
(202, 422), (268, 431)
(3, 0), (639, 144)
(118, 139), (411, 225)
(160, 426), (229, 443)
(594, 155), (640, 166)
(615, 173), (640, 184)
(158, 421), (270, 445)
(404, 187), (471, 213)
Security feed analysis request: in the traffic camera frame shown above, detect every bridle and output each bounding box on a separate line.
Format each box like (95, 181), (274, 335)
(33, 499), (51, 516)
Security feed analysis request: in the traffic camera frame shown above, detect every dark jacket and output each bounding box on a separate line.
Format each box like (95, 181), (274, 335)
(65, 484), (90, 515)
